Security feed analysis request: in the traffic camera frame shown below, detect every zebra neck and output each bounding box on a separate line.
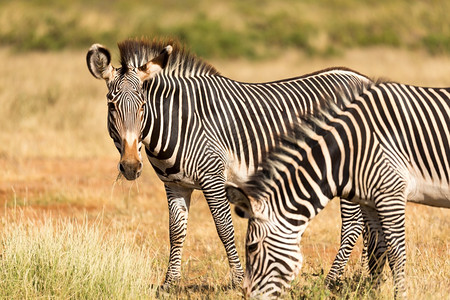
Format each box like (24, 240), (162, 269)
(322, 125), (355, 200)
(295, 122), (357, 215)
(141, 75), (191, 157)
(296, 140), (340, 217)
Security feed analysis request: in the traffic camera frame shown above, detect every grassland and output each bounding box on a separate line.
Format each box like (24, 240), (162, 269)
(0, 0), (449, 58)
(0, 45), (449, 299)
(0, 0), (449, 298)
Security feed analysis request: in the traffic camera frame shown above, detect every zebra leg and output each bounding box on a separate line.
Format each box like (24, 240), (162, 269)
(325, 199), (364, 287)
(360, 205), (388, 286)
(163, 184), (193, 288)
(375, 197), (407, 299)
(201, 176), (244, 288)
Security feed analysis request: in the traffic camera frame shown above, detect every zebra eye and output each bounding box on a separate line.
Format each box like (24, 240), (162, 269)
(247, 242), (259, 254)
(106, 93), (114, 101)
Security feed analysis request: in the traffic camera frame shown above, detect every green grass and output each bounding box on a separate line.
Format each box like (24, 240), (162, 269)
(0, 0), (448, 58)
(0, 212), (162, 299)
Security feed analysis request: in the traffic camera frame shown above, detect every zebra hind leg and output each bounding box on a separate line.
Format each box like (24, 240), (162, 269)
(376, 202), (407, 299)
(361, 206), (388, 286)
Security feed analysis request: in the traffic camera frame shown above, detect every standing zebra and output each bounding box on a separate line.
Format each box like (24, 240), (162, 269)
(226, 82), (450, 298)
(86, 37), (372, 288)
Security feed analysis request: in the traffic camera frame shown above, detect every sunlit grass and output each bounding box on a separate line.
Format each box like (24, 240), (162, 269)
(0, 199), (447, 299)
(0, 210), (163, 299)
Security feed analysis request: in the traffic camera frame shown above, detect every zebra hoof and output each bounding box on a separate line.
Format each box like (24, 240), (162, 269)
(324, 274), (342, 291)
(160, 276), (181, 292)
(156, 282), (181, 297)
(231, 268), (244, 289)
(325, 279), (341, 291)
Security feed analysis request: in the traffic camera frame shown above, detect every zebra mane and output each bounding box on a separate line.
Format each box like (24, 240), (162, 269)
(243, 121), (321, 202)
(117, 37), (220, 77)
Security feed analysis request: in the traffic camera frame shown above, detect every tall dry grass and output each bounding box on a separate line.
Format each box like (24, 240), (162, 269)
(0, 209), (162, 299)
(0, 199), (447, 299)
(0, 48), (113, 160)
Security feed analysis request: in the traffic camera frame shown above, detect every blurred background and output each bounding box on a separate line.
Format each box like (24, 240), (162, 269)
(0, 1), (448, 298)
(1, 0), (449, 57)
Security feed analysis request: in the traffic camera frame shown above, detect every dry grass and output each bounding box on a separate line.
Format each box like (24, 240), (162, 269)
(0, 210), (163, 299)
(0, 46), (449, 298)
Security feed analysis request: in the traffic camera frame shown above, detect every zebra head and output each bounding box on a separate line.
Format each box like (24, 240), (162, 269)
(226, 184), (303, 299)
(86, 43), (172, 180)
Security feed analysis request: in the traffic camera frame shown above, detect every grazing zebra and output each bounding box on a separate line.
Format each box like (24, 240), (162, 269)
(86, 37), (372, 288)
(226, 82), (450, 298)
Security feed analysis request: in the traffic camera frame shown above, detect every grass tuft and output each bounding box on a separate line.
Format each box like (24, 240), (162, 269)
(0, 211), (162, 299)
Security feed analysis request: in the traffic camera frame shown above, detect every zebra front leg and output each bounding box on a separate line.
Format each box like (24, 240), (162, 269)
(326, 199), (364, 287)
(201, 176), (244, 288)
(163, 184), (193, 288)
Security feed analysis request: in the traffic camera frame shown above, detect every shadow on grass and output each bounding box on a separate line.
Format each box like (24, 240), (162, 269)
(328, 273), (382, 298)
(153, 283), (238, 299)
(289, 270), (383, 300)
(150, 271), (385, 299)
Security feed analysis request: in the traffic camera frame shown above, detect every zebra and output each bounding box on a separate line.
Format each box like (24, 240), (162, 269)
(86, 37), (373, 288)
(226, 82), (450, 298)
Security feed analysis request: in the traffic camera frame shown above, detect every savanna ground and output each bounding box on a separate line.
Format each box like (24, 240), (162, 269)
(0, 46), (449, 299)
(0, 0), (449, 299)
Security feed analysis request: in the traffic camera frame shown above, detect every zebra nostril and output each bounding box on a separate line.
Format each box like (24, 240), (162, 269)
(119, 160), (142, 180)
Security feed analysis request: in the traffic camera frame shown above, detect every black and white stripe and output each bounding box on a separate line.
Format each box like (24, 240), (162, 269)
(87, 38), (373, 288)
(227, 82), (450, 298)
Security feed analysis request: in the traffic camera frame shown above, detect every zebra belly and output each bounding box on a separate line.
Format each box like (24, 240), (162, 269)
(156, 172), (201, 189)
(148, 156), (201, 189)
(406, 174), (450, 208)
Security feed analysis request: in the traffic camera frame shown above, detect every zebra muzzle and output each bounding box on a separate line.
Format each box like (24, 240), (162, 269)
(118, 159), (143, 180)
(119, 138), (143, 180)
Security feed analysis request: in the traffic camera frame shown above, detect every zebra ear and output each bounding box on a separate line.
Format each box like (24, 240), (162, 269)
(225, 184), (254, 219)
(138, 45), (173, 81)
(86, 44), (115, 80)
